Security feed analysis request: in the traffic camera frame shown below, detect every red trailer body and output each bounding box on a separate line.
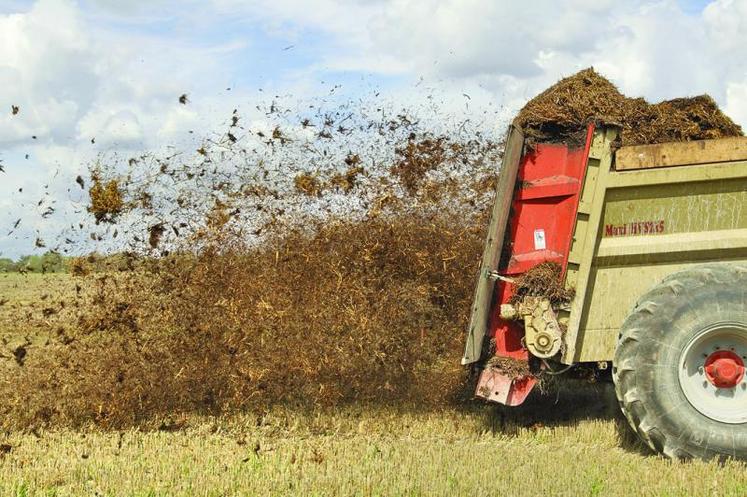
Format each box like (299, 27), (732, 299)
(475, 125), (595, 405)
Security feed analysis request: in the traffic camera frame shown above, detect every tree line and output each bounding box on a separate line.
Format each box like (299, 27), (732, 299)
(0, 252), (71, 273)
(0, 252), (162, 274)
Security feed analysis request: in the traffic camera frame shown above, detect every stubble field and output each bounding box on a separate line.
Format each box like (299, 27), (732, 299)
(1, 273), (746, 497)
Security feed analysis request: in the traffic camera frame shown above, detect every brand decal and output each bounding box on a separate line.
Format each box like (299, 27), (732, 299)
(604, 220), (665, 237)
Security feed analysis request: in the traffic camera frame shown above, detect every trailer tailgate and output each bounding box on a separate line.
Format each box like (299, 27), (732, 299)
(462, 125), (524, 364)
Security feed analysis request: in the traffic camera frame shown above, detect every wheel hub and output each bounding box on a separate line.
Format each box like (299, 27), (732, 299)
(704, 350), (745, 388)
(678, 322), (747, 424)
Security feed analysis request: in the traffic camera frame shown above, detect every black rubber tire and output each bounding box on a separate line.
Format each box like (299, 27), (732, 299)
(613, 263), (747, 461)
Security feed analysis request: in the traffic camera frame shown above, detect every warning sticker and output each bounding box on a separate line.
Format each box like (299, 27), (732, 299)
(533, 229), (547, 250)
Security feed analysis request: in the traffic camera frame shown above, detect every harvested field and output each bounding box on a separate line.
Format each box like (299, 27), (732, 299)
(3, 276), (747, 496)
(2, 68), (746, 494)
(1, 383), (746, 497)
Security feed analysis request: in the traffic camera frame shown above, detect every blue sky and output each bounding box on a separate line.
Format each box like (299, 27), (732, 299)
(1, 0), (746, 258)
(678, 0), (715, 12)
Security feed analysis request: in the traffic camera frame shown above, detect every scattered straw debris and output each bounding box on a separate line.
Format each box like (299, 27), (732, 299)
(391, 136), (448, 194)
(487, 356), (532, 377)
(88, 178), (124, 223)
(510, 262), (574, 307)
(329, 166), (364, 192)
(1, 215), (480, 430)
(148, 224), (166, 249)
(0, 96), (504, 430)
(294, 173), (322, 197)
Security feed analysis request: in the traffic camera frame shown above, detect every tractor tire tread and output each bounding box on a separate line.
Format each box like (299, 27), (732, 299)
(613, 262), (747, 461)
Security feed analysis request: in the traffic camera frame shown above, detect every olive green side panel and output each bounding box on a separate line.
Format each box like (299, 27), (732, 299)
(575, 256), (747, 362)
(562, 132), (747, 364)
(608, 160), (747, 188)
(596, 229), (747, 261)
(566, 153), (747, 363)
(561, 127), (618, 364)
(603, 178), (747, 235)
(462, 125), (524, 365)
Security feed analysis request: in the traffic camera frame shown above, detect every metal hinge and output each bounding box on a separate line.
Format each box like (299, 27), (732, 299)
(486, 270), (515, 283)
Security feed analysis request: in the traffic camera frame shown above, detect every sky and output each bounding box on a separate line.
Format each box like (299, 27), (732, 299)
(1, 0), (746, 258)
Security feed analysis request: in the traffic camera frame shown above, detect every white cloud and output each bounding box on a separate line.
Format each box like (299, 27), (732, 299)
(1, 0), (747, 257)
(0, 0), (92, 144)
(703, 0), (747, 51)
(0, 0), (253, 257)
(222, 0), (746, 118)
(726, 79), (747, 129)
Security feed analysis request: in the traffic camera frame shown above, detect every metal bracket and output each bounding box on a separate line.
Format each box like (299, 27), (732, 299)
(487, 270), (515, 283)
(518, 297), (562, 359)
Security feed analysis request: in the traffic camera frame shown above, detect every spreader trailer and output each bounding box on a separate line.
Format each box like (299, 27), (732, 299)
(464, 123), (747, 460)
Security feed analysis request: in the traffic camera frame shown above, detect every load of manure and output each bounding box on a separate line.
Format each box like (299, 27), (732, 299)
(515, 68), (742, 146)
(509, 262), (575, 307)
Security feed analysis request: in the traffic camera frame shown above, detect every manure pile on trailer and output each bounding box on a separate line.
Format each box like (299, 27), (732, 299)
(516, 68), (742, 145)
(1, 69), (742, 430)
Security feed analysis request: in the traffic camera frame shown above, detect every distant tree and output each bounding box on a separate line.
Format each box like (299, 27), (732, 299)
(0, 258), (14, 272)
(16, 255), (41, 272)
(40, 251), (66, 273)
(7, 252), (73, 273)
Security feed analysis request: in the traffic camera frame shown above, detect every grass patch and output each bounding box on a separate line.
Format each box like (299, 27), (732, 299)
(1, 258), (746, 496)
(1, 402), (745, 497)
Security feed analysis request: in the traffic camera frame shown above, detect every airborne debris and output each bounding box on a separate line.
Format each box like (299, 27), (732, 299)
(0, 97), (500, 428)
(88, 177), (124, 223)
(3, 72), (742, 431)
(293, 173), (321, 196)
(148, 223), (166, 249)
(392, 135), (449, 194)
(13, 345), (27, 366)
